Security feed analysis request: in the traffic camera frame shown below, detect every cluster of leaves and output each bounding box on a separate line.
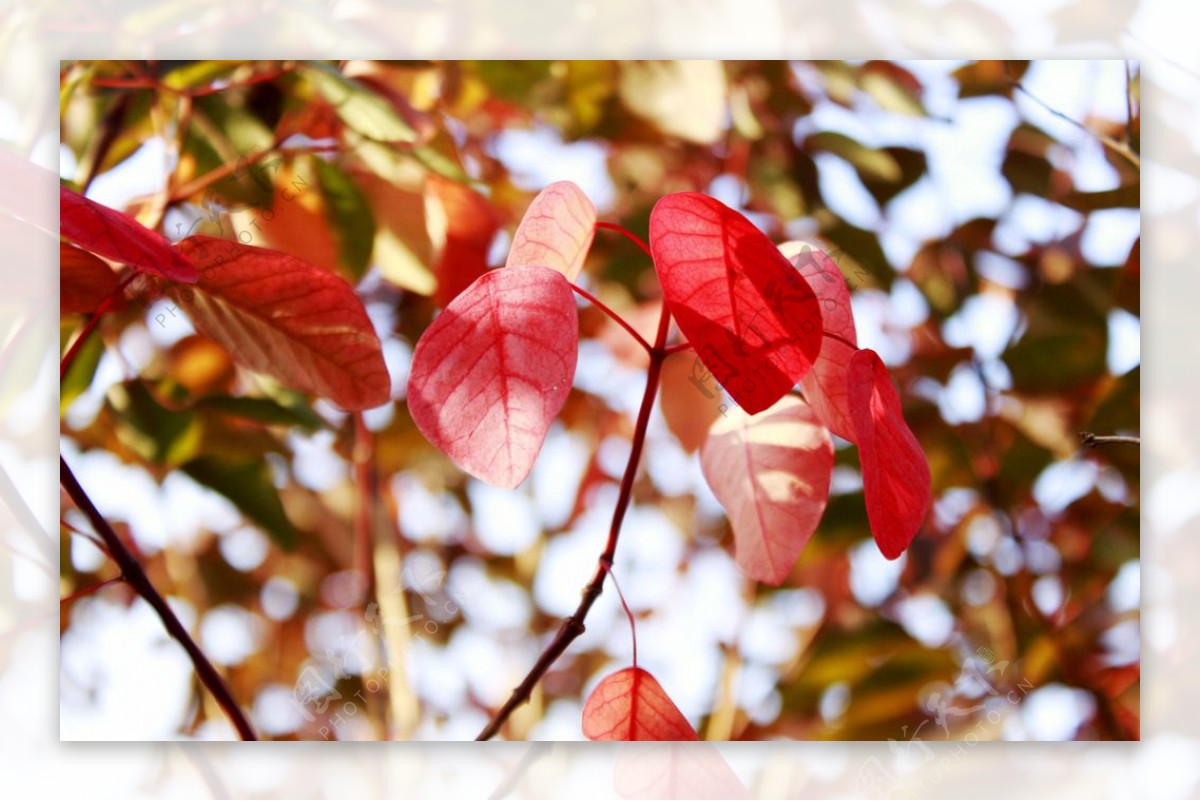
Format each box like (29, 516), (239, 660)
(60, 60), (1138, 742)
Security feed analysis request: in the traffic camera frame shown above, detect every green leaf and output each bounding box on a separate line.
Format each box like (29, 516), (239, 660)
(108, 380), (203, 467)
(1003, 274), (1111, 393)
(60, 320), (105, 415)
(301, 61), (417, 143)
(314, 158), (376, 280)
(806, 131), (902, 184)
(194, 394), (327, 432)
(161, 61), (245, 91)
(183, 455), (297, 550)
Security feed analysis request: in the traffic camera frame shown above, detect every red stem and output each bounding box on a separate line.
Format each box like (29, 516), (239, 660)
(60, 456), (258, 740)
(60, 576), (125, 605)
(595, 221), (653, 258)
(476, 303), (672, 740)
(569, 283), (652, 353)
(60, 272), (139, 380)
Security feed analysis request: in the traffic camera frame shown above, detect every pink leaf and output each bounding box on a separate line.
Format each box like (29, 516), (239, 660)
(60, 185), (197, 283)
(408, 265), (578, 489)
(505, 180), (597, 282)
(847, 348), (931, 559)
(700, 395), (834, 585)
(175, 236), (390, 410)
(582, 667), (699, 741)
(780, 241), (859, 441)
(614, 744), (749, 800)
(649, 193), (823, 415)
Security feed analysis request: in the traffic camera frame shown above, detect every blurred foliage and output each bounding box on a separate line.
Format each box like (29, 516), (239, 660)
(59, 59), (1139, 741)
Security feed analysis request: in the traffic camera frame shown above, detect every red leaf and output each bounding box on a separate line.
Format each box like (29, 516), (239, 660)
(60, 242), (123, 314)
(505, 180), (596, 281)
(780, 241), (859, 441)
(428, 176), (500, 307)
(408, 265), (578, 489)
(847, 349), (931, 559)
(649, 193), (823, 415)
(60, 185), (197, 283)
(700, 395), (833, 585)
(175, 236), (390, 410)
(613, 744), (749, 799)
(582, 667), (699, 741)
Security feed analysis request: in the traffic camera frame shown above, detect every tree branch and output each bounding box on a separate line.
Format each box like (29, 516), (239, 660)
(60, 456), (258, 740)
(476, 304), (673, 740)
(1079, 432), (1140, 449)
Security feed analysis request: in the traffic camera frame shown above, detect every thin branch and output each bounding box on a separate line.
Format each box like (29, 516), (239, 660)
(1011, 81), (1140, 170)
(60, 576), (125, 606)
(1079, 432), (1140, 449)
(477, 304), (673, 740)
(59, 456), (258, 740)
(569, 283), (652, 353)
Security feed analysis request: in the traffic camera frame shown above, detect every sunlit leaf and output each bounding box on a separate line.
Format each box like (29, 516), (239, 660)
(60, 185), (197, 283)
(649, 192), (824, 415)
(582, 667), (698, 741)
(701, 395), (834, 584)
(61, 242), (122, 314)
(300, 61), (418, 143)
(175, 236), (390, 410)
(847, 349), (931, 559)
(618, 61), (727, 145)
(408, 265), (578, 489)
(505, 181), (596, 282)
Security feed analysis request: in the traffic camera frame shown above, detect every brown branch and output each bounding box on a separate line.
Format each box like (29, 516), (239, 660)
(1079, 432), (1140, 449)
(476, 304), (673, 740)
(60, 456), (258, 740)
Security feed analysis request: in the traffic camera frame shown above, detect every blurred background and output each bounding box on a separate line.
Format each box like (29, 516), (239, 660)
(55, 58), (1140, 743)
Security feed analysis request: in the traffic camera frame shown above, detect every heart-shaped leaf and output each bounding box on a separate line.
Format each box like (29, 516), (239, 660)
(700, 395), (833, 585)
(174, 236), (390, 411)
(781, 241), (859, 441)
(582, 667), (698, 741)
(649, 193), (823, 415)
(408, 264), (578, 489)
(847, 348), (930, 559)
(61, 242), (122, 314)
(60, 185), (197, 283)
(505, 181), (596, 282)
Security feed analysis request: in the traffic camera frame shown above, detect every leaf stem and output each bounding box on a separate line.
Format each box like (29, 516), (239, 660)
(476, 303), (672, 740)
(569, 283), (652, 353)
(595, 221), (654, 259)
(59, 456), (258, 740)
(60, 271), (139, 380)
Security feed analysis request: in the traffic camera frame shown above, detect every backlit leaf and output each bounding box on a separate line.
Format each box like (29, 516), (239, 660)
(781, 241), (859, 441)
(613, 744), (749, 799)
(61, 242), (122, 314)
(618, 61), (727, 145)
(505, 181), (596, 282)
(300, 61), (418, 143)
(582, 667), (698, 741)
(407, 265), (578, 489)
(700, 395), (834, 585)
(847, 349), (930, 559)
(174, 236), (390, 410)
(60, 185), (197, 283)
(649, 192), (824, 415)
